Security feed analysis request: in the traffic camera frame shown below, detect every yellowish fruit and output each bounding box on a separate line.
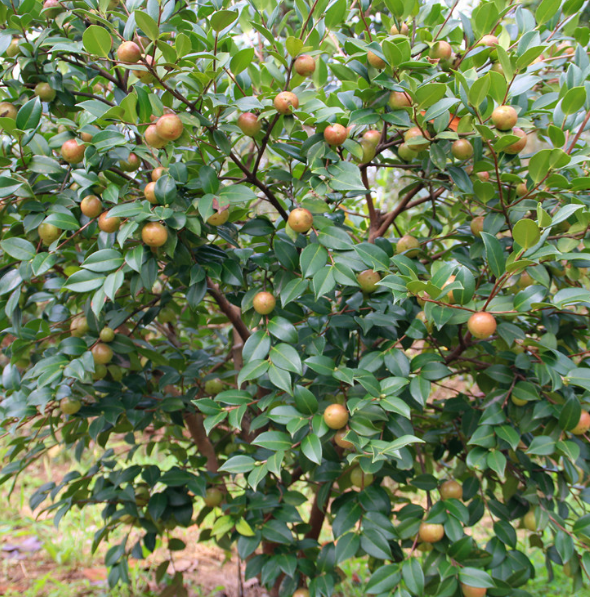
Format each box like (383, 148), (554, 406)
(323, 403), (349, 429)
(418, 522), (445, 543)
(253, 291), (276, 315)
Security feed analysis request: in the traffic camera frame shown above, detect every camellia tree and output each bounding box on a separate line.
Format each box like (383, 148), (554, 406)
(3, 0), (590, 594)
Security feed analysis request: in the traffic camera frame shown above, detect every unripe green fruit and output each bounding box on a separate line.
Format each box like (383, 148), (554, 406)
(357, 269), (381, 293)
(440, 479), (463, 500)
(204, 487), (224, 507)
(100, 327), (115, 343)
(35, 82), (56, 102)
(404, 127), (430, 151)
(418, 521), (445, 543)
(6, 39), (20, 57)
(398, 143), (417, 162)
(204, 378), (224, 395)
(491, 105), (518, 131)
(253, 291), (276, 315)
(523, 509), (538, 531)
(38, 223), (60, 245)
(92, 343), (113, 364)
(350, 467), (373, 488)
(158, 306), (175, 323)
(451, 138), (473, 160)
(396, 234), (420, 257)
(70, 316), (89, 337)
(470, 216), (484, 237)
(0, 102), (17, 119)
(388, 91), (412, 109)
(93, 364), (108, 380)
(80, 195), (102, 218)
(367, 51), (386, 69)
(60, 397), (81, 415)
(119, 153), (141, 172)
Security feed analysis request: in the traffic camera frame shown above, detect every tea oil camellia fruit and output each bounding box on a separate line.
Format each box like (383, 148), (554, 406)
(503, 128), (527, 154)
(398, 143), (417, 161)
(334, 429), (353, 449)
(145, 124), (168, 148)
(237, 113), (262, 137)
(34, 82), (56, 102)
(100, 327), (115, 343)
(274, 91), (299, 114)
(390, 22), (409, 35)
(92, 343), (114, 364)
(137, 55), (155, 83)
(468, 312), (497, 339)
(156, 114), (184, 141)
(287, 208), (313, 233)
(363, 130), (381, 146)
(481, 35), (499, 47)
(98, 211), (121, 233)
(60, 397), (81, 415)
(440, 480), (463, 500)
(324, 124), (348, 146)
(491, 105), (518, 130)
(0, 102), (17, 119)
(80, 195), (102, 218)
(350, 467), (373, 488)
(571, 410), (590, 435)
(367, 51), (386, 69)
(6, 39), (20, 57)
(204, 378), (224, 395)
(388, 91), (412, 109)
(419, 522), (445, 543)
(294, 55), (315, 77)
(152, 167), (167, 181)
(429, 41), (452, 61)
(293, 589), (310, 597)
(61, 139), (86, 164)
(452, 139), (474, 160)
(523, 509), (538, 531)
(253, 291), (276, 315)
(323, 403), (349, 429)
(142, 222), (168, 247)
(38, 223), (60, 245)
(117, 41), (142, 63)
(204, 487), (223, 507)
(396, 234), (420, 257)
(404, 127), (431, 151)
(470, 216), (485, 237)
(460, 584), (487, 597)
(207, 210), (230, 226)
(144, 182), (157, 204)
(120, 153), (141, 172)
(70, 316), (89, 337)
(357, 269), (381, 293)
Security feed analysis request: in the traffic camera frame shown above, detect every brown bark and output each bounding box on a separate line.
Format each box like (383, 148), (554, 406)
(184, 413), (219, 472)
(206, 277), (250, 342)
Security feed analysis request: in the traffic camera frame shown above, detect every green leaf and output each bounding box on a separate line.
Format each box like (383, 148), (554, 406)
(527, 436), (556, 456)
(335, 533), (360, 564)
(64, 270), (105, 293)
(325, 0), (347, 29)
(270, 343), (303, 375)
(83, 25), (113, 57)
(211, 10), (238, 32)
(480, 232), (506, 277)
(231, 48), (255, 74)
(402, 559), (424, 596)
(513, 219), (540, 249)
(243, 330), (271, 362)
(286, 36), (303, 58)
(559, 397), (582, 431)
(468, 75), (491, 107)
(280, 278), (308, 306)
(300, 243), (328, 277)
(313, 267), (336, 299)
(536, 0), (561, 24)
(459, 568), (495, 589)
(562, 86), (586, 115)
(354, 242), (390, 271)
(487, 450), (506, 477)
(16, 97), (42, 131)
(253, 431), (292, 451)
(366, 564), (400, 594)
(219, 455), (255, 474)
(301, 435), (322, 464)
(360, 529), (392, 560)
(318, 226), (353, 250)
(135, 11), (160, 40)
(566, 368), (590, 391)
(1, 238), (36, 260)
(82, 249), (124, 273)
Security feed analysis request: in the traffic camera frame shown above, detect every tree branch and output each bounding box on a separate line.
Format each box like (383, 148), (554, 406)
(184, 413), (219, 472)
(372, 183), (424, 239)
(207, 277), (251, 342)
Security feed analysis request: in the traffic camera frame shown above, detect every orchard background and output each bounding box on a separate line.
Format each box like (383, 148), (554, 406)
(2, 0), (590, 595)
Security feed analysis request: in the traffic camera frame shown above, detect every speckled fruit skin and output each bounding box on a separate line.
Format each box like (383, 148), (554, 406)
(294, 55), (315, 77)
(253, 291), (276, 315)
(287, 208), (313, 233)
(356, 269), (381, 293)
(323, 403), (349, 429)
(467, 312), (497, 339)
(144, 182), (157, 204)
(273, 91), (299, 115)
(419, 522), (445, 543)
(491, 105), (518, 130)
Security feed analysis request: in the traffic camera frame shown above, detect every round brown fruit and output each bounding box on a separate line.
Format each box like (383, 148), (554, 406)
(144, 182), (157, 204)
(460, 583), (487, 597)
(207, 210), (230, 226)
(70, 316), (89, 337)
(323, 403), (349, 429)
(288, 208), (313, 233)
(404, 127), (430, 151)
(145, 124), (168, 148)
(98, 211), (121, 233)
(452, 139), (474, 160)
(92, 343), (114, 365)
(294, 55), (316, 77)
(204, 487), (224, 508)
(38, 222), (60, 245)
(388, 91), (412, 109)
(480, 35), (499, 47)
(80, 132), (94, 142)
(324, 123), (348, 146)
(398, 143), (417, 162)
(503, 128), (527, 155)
(440, 479), (463, 500)
(390, 23), (409, 35)
(60, 397), (81, 415)
(34, 82), (56, 102)
(156, 114), (183, 141)
(117, 41), (141, 63)
(152, 167), (167, 181)
(476, 171), (490, 182)
(396, 234), (420, 257)
(571, 410), (590, 435)
(467, 312), (497, 339)
(470, 216), (484, 237)
(274, 91), (299, 115)
(142, 222), (168, 247)
(99, 327), (115, 343)
(61, 139), (86, 164)
(350, 467), (374, 489)
(253, 291), (276, 315)
(334, 429), (353, 449)
(516, 183), (528, 197)
(0, 102), (17, 119)
(418, 522), (445, 543)
(491, 105), (518, 130)
(367, 51), (386, 69)
(357, 269), (381, 293)
(429, 41), (452, 61)
(363, 130), (381, 146)
(237, 112), (262, 137)
(80, 195), (102, 218)
(119, 153), (141, 172)
(204, 378), (224, 395)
